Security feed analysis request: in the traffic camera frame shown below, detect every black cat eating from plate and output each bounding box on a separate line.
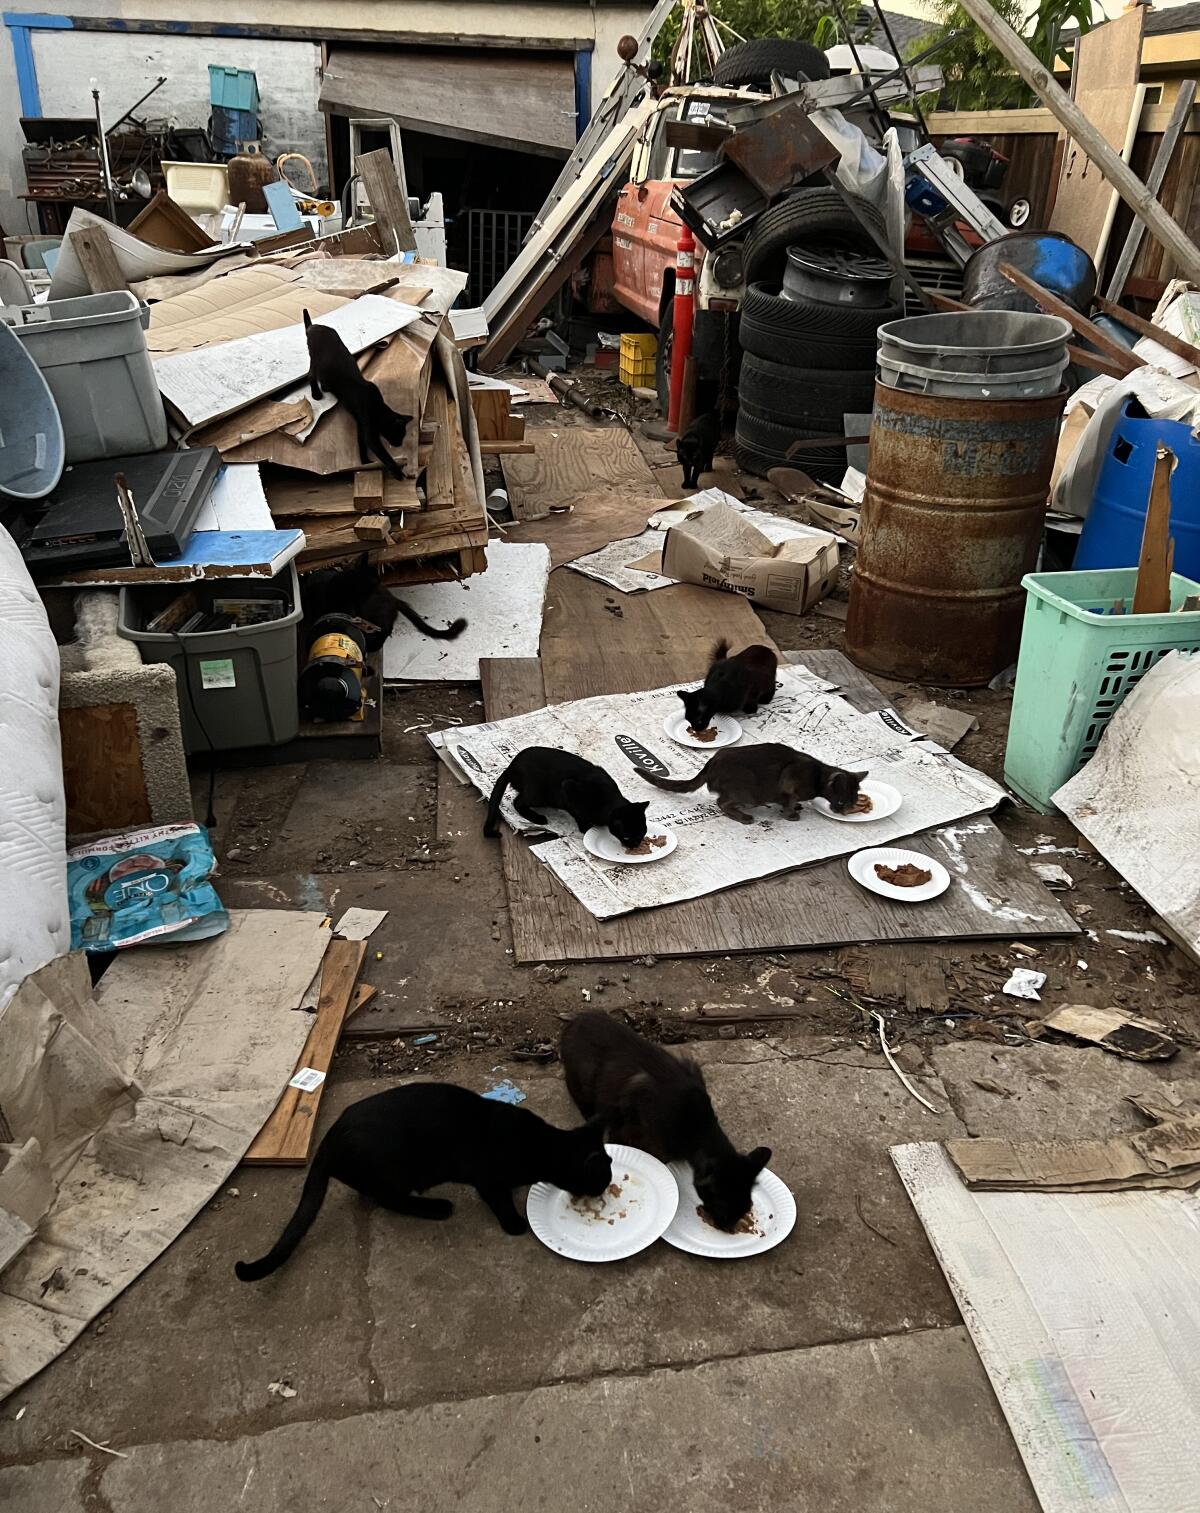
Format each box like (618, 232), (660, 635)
(678, 640), (778, 733)
(561, 1011), (770, 1232)
(483, 746), (649, 848)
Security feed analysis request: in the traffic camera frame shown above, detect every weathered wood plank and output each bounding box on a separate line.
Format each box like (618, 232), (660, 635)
(501, 423), (656, 521)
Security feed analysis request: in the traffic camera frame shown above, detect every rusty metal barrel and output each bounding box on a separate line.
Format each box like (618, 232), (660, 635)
(846, 382), (1066, 686)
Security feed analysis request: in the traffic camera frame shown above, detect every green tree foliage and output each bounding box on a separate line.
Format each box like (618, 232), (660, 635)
(916, 0), (1093, 112)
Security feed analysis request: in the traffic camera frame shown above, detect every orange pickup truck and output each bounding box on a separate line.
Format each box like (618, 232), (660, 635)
(610, 86), (752, 409)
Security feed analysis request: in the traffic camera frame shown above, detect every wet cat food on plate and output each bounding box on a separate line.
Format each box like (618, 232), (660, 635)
(688, 725), (718, 742)
(698, 1204), (760, 1236)
(624, 835), (668, 856)
(875, 861), (932, 888)
(847, 793), (873, 814)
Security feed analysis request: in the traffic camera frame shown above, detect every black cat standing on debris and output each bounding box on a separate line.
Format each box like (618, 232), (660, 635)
(675, 409), (721, 491)
(235, 1083), (612, 1281)
(644, 743), (866, 824)
(679, 639), (778, 732)
(302, 555), (466, 650)
(483, 746), (649, 848)
(303, 309), (411, 480)
(561, 1011), (770, 1231)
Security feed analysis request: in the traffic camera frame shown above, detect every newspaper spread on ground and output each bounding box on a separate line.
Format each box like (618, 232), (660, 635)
(431, 665), (1005, 919)
(565, 489), (838, 594)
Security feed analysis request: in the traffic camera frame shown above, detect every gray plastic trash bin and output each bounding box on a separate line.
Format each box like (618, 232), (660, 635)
(2, 291), (167, 463)
(0, 321), (64, 499)
(118, 564), (303, 753)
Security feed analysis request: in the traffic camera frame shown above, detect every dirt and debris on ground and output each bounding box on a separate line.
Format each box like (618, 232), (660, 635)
(3, 377), (1197, 1513)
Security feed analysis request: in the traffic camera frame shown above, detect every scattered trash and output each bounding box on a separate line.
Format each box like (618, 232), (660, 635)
(1039, 1003), (1177, 1060)
(970, 1077), (1013, 1098)
(896, 698), (979, 751)
(266, 1380), (297, 1400)
(1002, 968), (1046, 1002)
(413, 1034), (438, 1047)
(1106, 929), (1169, 945)
(1031, 862), (1074, 890)
(333, 907), (388, 941)
(68, 1429), (129, 1458)
(481, 1078), (526, 1105)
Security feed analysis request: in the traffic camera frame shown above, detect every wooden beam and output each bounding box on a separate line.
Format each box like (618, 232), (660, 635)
(1093, 293), (1200, 370)
(243, 938), (366, 1166)
(953, 0), (1200, 286)
(479, 440), (536, 455)
(352, 469), (385, 515)
(1132, 445), (1176, 615)
(354, 148), (416, 255)
(354, 513), (393, 542)
(1105, 80), (1197, 302)
(69, 224), (127, 293)
(998, 262), (1145, 375)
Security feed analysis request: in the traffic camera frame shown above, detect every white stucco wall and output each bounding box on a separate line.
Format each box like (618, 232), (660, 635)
(0, 2), (650, 233)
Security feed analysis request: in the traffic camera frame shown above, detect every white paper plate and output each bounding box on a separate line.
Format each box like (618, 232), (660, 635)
(847, 846), (951, 903)
(583, 825), (678, 864)
(662, 1162), (796, 1260)
(526, 1144), (679, 1263)
(662, 710), (742, 749)
(812, 778), (902, 824)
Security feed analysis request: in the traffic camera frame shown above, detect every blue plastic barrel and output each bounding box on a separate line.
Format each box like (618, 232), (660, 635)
(1075, 402), (1200, 578)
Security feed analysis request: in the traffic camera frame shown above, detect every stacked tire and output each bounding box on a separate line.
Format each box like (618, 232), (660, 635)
(734, 189), (904, 483)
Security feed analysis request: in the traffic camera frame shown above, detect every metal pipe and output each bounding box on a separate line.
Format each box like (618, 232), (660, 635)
(827, 0), (888, 133)
(870, 0), (931, 139)
(528, 357), (602, 416)
(90, 80), (117, 221)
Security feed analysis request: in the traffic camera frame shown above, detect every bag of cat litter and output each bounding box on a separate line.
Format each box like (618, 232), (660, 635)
(67, 822), (228, 951)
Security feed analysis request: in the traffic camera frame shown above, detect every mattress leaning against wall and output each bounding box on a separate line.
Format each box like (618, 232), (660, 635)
(0, 523), (70, 1009)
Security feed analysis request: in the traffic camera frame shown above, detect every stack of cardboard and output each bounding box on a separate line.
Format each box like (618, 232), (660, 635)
(55, 172), (490, 591)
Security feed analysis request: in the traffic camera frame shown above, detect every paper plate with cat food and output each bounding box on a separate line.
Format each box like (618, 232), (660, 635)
(526, 1144), (679, 1263)
(662, 710), (742, 750)
(662, 1162), (796, 1260)
(583, 825), (678, 864)
(848, 846), (951, 903)
(811, 777), (901, 824)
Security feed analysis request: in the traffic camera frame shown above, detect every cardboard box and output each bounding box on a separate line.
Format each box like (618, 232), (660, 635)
(659, 499), (839, 615)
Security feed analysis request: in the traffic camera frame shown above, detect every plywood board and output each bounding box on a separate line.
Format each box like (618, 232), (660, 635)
(205, 309), (441, 474)
(480, 628), (1078, 962)
(501, 491), (666, 568)
(892, 1142), (1200, 1513)
(321, 46), (576, 155)
(244, 936), (366, 1166)
(1050, 8), (1146, 261)
(501, 425), (658, 521)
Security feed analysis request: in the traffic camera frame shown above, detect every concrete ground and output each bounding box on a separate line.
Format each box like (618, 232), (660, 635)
(4, 408), (1199, 1510)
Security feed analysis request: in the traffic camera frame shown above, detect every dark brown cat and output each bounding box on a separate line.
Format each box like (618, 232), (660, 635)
(678, 640), (778, 731)
(643, 743), (865, 824)
(303, 309), (411, 479)
(561, 1011), (769, 1231)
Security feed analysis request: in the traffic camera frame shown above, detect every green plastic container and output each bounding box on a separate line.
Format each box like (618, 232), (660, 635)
(208, 65), (259, 112)
(1005, 568), (1200, 812)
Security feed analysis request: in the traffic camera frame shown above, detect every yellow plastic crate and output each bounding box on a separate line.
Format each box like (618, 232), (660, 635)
(619, 332), (657, 388)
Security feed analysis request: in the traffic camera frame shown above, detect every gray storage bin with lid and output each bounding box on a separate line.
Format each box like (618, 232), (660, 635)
(3, 291), (167, 463)
(118, 562), (302, 753)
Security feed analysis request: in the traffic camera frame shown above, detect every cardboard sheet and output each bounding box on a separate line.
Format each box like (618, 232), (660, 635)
(382, 541), (550, 682)
(0, 911), (331, 1401)
(433, 664), (1004, 920)
(192, 463), (275, 532)
(153, 294), (423, 429)
(501, 492), (664, 570)
(892, 1142), (1200, 1513)
(569, 489), (839, 594)
(48, 206), (246, 300)
(147, 264), (347, 355)
(1054, 652), (1200, 964)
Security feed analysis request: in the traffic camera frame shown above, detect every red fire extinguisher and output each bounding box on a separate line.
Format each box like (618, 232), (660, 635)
(667, 223), (695, 435)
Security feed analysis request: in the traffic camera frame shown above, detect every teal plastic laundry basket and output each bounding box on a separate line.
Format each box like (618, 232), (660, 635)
(1004, 568), (1200, 812)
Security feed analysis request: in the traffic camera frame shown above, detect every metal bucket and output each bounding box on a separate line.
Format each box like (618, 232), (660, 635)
(877, 310), (1071, 378)
(878, 350), (1069, 400)
(845, 382), (1067, 686)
